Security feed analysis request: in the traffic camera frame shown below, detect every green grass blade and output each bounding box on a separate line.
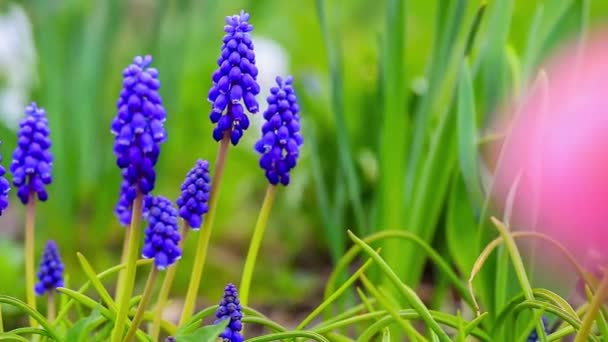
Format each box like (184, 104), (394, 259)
(0, 296), (59, 340)
(360, 275), (427, 341)
(379, 0), (408, 273)
(326, 230), (474, 308)
(76, 253), (117, 312)
(348, 231), (451, 341)
(248, 331), (330, 342)
(315, 0), (366, 234)
(457, 60), (483, 207)
(297, 258), (374, 330)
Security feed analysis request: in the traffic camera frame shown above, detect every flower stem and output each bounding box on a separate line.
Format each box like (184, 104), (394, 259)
(575, 270), (608, 342)
(0, 304), (4, 332)
(150, 222), (189, 340)
(239, 185), (277, 307)
(47, 291), (56, 323)
(179, 135), (230, 326)
(25, 193), (36, 327)
(110, 193), (143, 342)
(115, 226), (131, 299)
(124, 267), (159, 342)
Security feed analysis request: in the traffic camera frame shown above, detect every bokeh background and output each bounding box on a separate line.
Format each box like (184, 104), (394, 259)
(1, 0), (607, 328)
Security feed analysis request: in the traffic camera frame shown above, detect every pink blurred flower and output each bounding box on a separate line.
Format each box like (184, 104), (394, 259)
(493, 29), (608, 268)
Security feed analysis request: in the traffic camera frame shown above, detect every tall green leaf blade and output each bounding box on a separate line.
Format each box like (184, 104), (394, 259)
(315, 0), (366, 234)
(457, 60), (483, 208)
(379, 0), (409, 287)
(64, 307), (102, 342)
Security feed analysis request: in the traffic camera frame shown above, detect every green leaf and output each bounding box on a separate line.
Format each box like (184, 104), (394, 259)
(446, 175), (479, 280)
(0, 333), (28, 341)
(76, 253), (117, 312)
(0, 295), (60, 340)
(457, 60), (483, 208)
(315, 0), (366, 235)
(64, 307), (102, 342)
(348, 231), (451, 342)
(381, 327), (391, 342)
(175, 319), (229, 342)
(378, 0), (408, 280)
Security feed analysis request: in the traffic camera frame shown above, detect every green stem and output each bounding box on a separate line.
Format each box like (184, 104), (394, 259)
(0, 304), (4, 333)
(124, 267), (158, 342)
(115, 226), (131, 299)
(47, 291), (55, 323)
(179, 135), (230, 325)
(575, 270), (608, 342)
(110, 193), (143, 342)
(239, 185), (277, 307)
(25, 193), (36, 327)
(150, 222), (189, 340)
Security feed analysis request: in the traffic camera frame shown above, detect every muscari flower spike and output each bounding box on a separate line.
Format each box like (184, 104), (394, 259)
(254, 76), (303, 186)
(215, 283), (243, 342)
(111, 55), (166, 204)
(527, 316), (550, 342)
(176, 159), (211, 229)
(208, 10), (260, 145)
(0, 143), (10, 214)
(115, 177), (137, 226)
(142, 196), (181, 270)
(35, 240), (64, 296)
(11, 103), (53, 204)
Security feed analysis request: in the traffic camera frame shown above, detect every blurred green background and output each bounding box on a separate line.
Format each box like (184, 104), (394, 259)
(1, 0), (607, 328)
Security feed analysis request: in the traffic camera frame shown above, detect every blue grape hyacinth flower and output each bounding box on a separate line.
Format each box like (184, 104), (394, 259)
(208, 10), (260, 145)
(142, 196), (181, 270)
(115, 177), (137, 226)
(527, 316), (550, 342)
(215, 283), (243, 342)
(10, 103), (53, 204)
(111, 55), (167, 203)
(35, 240), (64, 296)
(254, 76), (303, 185)
(0, 143), (10, 214)
(176, 159), (211, 229)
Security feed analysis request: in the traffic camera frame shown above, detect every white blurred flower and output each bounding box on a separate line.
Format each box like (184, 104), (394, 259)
(0, 4), (37, 127)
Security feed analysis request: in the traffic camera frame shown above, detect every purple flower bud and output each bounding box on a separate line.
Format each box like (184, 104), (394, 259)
(255, 76), (303, 186)
(11, 103), (53, 204)
(176, 160), (211, 229)
(0, 143), (10, 214)
(112, 56), (167, 215)
(207, 10), (259, 146)
(142, 196), (181, 270)
(215, 283), (243, 342)
(35, 240), (64, 296)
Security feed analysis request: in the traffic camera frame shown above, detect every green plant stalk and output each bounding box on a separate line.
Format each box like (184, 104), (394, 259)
(110, 193), (143, 342)
(150, 222), (189, 340)
(180, 135), (230, 325)
(491, 217), (546, 342)
(47, 292), (55, 323)
(297, 257), (374, 330)
(360, 275), (427, 341)
(54, 259), (152, 325)
(115, 226), (131, 299)
(576, 271), (608, 342)
(380, 0), (408, 285)
(25, 193), (36, 327)
(348, 231), (451, 341)
(124, 267), (159, 342)
(0, 304), (4, 333)
(240, 185), (277, 307)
